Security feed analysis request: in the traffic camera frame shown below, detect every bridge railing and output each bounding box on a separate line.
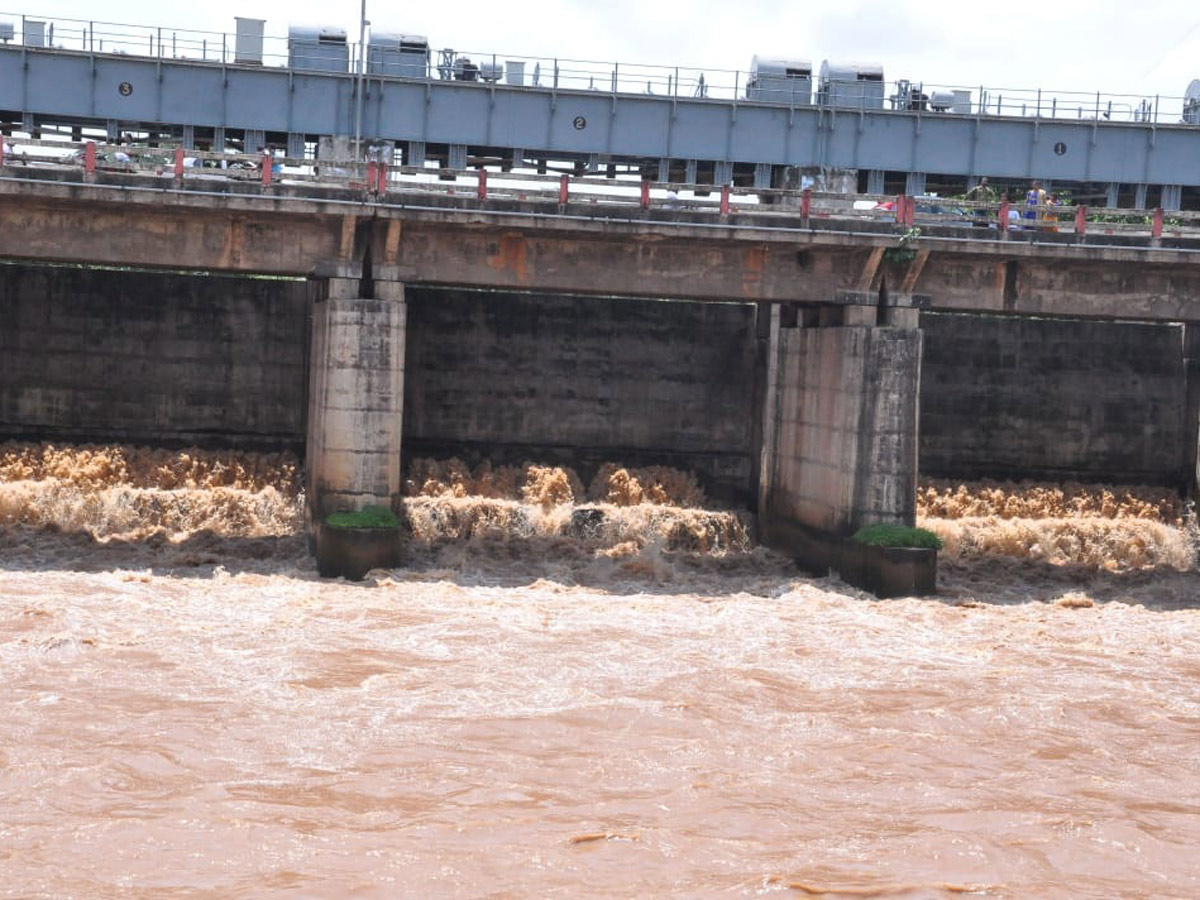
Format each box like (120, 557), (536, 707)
(5, 135), (1200, 244)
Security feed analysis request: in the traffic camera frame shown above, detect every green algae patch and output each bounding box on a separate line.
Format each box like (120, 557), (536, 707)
(325, 506), (400, 529)
(852, 523), (943, 550)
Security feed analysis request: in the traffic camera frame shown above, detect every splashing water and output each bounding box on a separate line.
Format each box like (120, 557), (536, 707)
(0, 442), (303, 541)
(1, 442), (1197, 574)
(404, 457), (707, 508)
(0, 444), (753, 562)
(919, 478), (1184, 522)
(918, 477), (1199, 573)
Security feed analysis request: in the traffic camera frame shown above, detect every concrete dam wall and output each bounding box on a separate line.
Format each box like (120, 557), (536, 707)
(402, 290), (763, 504)
(919, 312), (1191, 487)
(0, 265), (764, 502)
(0, 264), (1192, 496)
(0, 264), (309, 450)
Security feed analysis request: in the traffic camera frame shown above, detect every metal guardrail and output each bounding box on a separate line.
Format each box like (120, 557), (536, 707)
(1, 10), (1196, 124)
(3, 136), (1200, 246)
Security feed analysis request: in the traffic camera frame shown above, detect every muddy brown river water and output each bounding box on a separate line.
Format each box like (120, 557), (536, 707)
(2, 446), (1200, 898)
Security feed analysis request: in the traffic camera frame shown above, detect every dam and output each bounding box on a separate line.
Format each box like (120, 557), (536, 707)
(5, 17), (1200, 896)
(4, 11), (1200, 577)
(3, 161), (1200, 579)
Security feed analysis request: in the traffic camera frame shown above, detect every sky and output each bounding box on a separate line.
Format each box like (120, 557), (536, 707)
(7, 0), (1200, 103)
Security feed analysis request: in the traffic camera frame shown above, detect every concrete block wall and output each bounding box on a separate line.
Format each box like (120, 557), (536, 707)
(402, 288), (763, 504)
(920, 312), (1189, 486)
(0, 263), (307, 448)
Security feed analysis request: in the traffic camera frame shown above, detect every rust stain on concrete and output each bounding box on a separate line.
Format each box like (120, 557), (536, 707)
(741, 246), (768, 298)
(383, 219), (403, 264)
(487, 233), (529, 283)
(219, 218), (245, 269)
(338, 215), (358, 261)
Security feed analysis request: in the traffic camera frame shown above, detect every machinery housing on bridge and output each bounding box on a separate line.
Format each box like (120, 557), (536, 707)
(4, 12), (1200, 209)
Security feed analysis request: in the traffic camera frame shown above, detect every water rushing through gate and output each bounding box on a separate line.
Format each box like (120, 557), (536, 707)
(2, 443), (1199, 898)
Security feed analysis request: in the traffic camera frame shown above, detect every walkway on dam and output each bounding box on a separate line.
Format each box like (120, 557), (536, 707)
(5, 136), (1200, 252)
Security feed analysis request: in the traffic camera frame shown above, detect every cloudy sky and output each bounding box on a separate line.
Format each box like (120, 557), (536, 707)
(8, 0), (1200, 101)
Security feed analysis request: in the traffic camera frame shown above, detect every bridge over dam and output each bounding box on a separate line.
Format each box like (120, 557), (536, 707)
(3, 163), (1200, 573)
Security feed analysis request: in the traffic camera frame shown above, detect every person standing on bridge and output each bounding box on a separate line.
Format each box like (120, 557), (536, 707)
(1044, 193), (1060, 232)
(966, 177), (995, 203)
(1025, 181), (1046, 229)
(1004, 195), (1022, 229)
(966, 177), (995, 226)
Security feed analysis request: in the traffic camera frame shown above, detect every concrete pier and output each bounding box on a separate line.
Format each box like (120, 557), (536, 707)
(1185, 325), (1200, 500)
(759, 293), (923, 574)
(305, 268), (407, 531)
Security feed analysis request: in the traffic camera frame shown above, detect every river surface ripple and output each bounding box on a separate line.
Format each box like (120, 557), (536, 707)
(2, 558), (1200, 898)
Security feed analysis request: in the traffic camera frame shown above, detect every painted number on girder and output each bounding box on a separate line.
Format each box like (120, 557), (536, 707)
(118, 82), (133, 97)
(573, 116), (587, 130)
(1053, 141), (1067, 156)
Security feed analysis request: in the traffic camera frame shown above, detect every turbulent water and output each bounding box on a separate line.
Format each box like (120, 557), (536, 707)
(2, 443), (1200, 898)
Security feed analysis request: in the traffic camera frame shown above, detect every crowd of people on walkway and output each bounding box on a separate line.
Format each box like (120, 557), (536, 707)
(965, 176), (1062, 230)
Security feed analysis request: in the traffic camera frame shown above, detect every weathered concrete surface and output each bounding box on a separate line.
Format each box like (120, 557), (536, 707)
(3, 262), (1198, 506)
(920, 312), (1189, 487)
(759, 314), (922, 571)
(4, 176), (1200, 319)
(0, 263), (307, 448)
(0, 193), (351, 275)
(0, 183), (860, 303)
(898, 253), (1200, 322)
(305, 280), (407, 523)
(403, 289), (762, 504)
(1183, 325), (1200, 498)
(379, 228), (864, 304)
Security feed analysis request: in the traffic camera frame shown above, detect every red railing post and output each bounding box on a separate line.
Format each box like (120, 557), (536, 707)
(999, 199), (1010, 232)
(376, 161), (388, 196)
(1152, 207), (1164, 239)
(477, 168), (488, 201)
(173, 147), (185, 181)
(559, 173), (569, 205)
(0, 139), (5, 167)
(261, 152), (272, 186)
(1074, 204), (1087, 236)
(640, 180), (650, 210)
(366, 160), (378, 194)
(896, 194), (907, 226)
(906, 195), (917, 226)
(800, 187), (812, 222)
(720, 183), (731, 216)
(84, 140), (97, 175)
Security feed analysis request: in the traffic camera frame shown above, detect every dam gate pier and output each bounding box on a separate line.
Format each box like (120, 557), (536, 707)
(301, 244), (926, 580)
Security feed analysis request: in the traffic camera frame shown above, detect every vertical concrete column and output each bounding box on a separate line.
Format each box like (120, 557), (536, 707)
(748, 302), (773, 510)
(306, 265), (407, 531)
(759, 295), (923, 573)
(1183, 324), (1200, 501)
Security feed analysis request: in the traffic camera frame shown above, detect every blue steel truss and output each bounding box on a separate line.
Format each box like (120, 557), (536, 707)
(2, 13), (1200, 203)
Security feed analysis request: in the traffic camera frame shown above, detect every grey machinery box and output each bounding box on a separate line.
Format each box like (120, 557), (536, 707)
(288, 24), (349, 73)
(746, 56), (812, 104)
(367, 32), (429, 78)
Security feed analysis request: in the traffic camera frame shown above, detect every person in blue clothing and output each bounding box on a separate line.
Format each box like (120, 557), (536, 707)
(1025, 181), (1046, 229)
